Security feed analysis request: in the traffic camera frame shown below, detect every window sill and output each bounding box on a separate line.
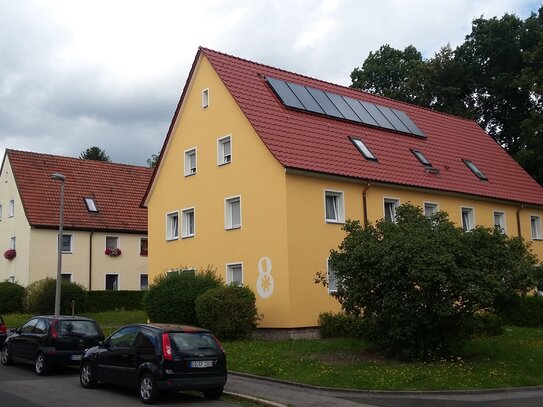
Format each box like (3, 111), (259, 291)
(166, 237), (179, 242)
(325, 220), (345, 224)
(218, 161), (231, 167)
(181, 234), (195, 239)
(225, 225), (241, 231)
(184, 172), (197, 177)
(533, 238), (543, 241)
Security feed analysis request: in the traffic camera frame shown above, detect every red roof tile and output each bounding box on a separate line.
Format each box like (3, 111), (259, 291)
(6, 150), (152, 233)
(198, 48), (543, 207)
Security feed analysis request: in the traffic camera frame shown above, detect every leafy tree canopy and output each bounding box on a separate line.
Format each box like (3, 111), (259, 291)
(79, 146), (111, 162)
(146, 152), (159, 168)
(351, 7), (543, 185)
(326, 204), (542, 360)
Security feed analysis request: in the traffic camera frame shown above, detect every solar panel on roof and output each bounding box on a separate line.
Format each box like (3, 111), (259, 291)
(286, 82), (324, 114)
(306, 88), (343, 119)
(265, 76), (426, 138)
(266, 77), (305, 109)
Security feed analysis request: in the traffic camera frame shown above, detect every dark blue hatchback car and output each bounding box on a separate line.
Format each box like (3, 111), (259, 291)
(80, 323), (227, 404)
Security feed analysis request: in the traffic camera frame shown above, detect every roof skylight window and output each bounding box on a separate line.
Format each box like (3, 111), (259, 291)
(411, 149), (431, 166)
(350, 137), (377, 161)
(463, 159), (488, 180)
(84, 197), (98, 212)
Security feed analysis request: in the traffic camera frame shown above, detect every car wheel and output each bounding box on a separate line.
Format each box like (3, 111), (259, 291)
(1, 345), (13, 366)
(203, 387), (224, 399)
(35, 352), (49, 376)
(80, 361), (97, 388)
(138, 372), (159, 404)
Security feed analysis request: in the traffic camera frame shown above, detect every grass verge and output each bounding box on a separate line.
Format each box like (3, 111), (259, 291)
(224, 327), (543, 391)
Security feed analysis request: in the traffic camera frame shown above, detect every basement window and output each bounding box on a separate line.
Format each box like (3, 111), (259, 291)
(350, 137), (377, 161)
(463, 159), (488, 180)
(84, 197), (98, 212)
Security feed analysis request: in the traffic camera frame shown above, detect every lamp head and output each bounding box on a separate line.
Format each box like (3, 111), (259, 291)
(50, 173), (66, 181)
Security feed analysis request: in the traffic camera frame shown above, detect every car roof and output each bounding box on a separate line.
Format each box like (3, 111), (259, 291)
(122, 323), (211, 334)
(36, 315), (97, 322)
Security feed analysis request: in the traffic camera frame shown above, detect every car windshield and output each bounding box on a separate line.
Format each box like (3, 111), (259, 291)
(169, 332), (220, 352)
(59, 320), (101, 337)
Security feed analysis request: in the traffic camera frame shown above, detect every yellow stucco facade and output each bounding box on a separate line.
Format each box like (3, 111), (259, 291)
(147, 54), (543, 329)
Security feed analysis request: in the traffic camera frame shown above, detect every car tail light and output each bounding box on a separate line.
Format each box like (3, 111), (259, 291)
(213, 335), (225, 355)
(162, 333), (173, 361)
(0, 324), (5, 334)
(50, 320), (58, 340)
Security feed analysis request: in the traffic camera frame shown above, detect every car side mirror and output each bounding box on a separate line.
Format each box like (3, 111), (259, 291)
(10, 327), (18, 334)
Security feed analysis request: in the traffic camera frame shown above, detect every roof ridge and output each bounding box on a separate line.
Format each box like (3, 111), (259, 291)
(199, 47), (478, 125)
(6, 148), (153, 172)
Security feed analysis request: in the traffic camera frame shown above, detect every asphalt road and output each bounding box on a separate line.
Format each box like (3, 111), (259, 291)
(0, 362), (237, 407)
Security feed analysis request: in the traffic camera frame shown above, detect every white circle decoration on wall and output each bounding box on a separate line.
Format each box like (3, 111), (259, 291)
(256, 256), (274, 299)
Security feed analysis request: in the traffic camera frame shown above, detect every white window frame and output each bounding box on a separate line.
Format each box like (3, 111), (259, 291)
(493, 211), (507, 233)
(531, 215), (542, 240)
(423, 202), (439, 217)
(59, 233), (73, 253)
(9, 199), (14, 217)
(225, 196), (242, 230)
(184, 148), (197, 176)
(139, 273), (149, 290)
(226, 263), (243, 285)
(10, 236), (16, 250)
(217, 135), (232, 166)
(8, 276), (15, 283)
(61, 273), (72, 282)
(202, 88), (209, 108)
(181, 207), (195, 238)
(166, 211), (179, 240)
(327, 258), (338, 294)
(324, 190), (345, 224)
(383, 197), (400, 222)
(105, 273), (120, 291)
(84, 197), (98, 212)
(461, 207), (475, 231)
(105, 236), (119, 250)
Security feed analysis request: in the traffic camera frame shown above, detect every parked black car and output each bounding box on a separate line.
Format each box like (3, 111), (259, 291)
(79, 323), (227, 404)
(1, 315), (104, 375)
(0, 315), (6, 346)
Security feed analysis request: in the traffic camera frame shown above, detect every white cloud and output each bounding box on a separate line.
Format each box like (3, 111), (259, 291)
(0, 0), (540, 165)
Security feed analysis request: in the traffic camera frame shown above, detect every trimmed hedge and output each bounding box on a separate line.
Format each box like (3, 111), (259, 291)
(318, 312), (367, 339)
(144, 268), (222, 325)
(86, 290), (145, 312)
(196, 284), (260, 340)
(0, 281), (25, 313)
(24, 278), (87, 315)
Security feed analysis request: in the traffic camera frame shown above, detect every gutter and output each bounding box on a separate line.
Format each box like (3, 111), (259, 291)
(516, 205), (524, 238)
(89, 231), (94, 290)
(362, 182), (372, 226)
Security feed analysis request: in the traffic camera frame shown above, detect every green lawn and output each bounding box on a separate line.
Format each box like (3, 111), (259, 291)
(4, 311), (543, 390)
(224, 327), (543, 391)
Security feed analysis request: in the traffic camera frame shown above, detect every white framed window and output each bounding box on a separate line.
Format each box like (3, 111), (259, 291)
(461, 207), (475, 231)
(384, 198), (400, 222)
(225, 196), (241, 230)
(166, 211), (179, 240)
(226, 263), (243, 285)
(8, 276), (15, 283)
(60, 234), (73, 253)
(531, 215), (542, 240)
(61, 273), (72, 283)
(9, 199), (14, 217)
(327, 258), (338, 293)
(493, 211), (506, 233)
(106, 236), (119, 250)
(202, 88), (209, 108)
(181, 207), (195, 238)
(324, 190), (345, 223)
(140, 274), (149, 290)
(184, 148), (197, 176)
(105, 274), (119, 291)
(217, 135), (232, 166)
(10, 236), (16, 250)
(84, 197), (98, 212)
(350, 137), (377, 161)
(424, 202), (439, 217)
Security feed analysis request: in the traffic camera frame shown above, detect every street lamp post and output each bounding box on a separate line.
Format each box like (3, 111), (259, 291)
(51, 173), (66, 316)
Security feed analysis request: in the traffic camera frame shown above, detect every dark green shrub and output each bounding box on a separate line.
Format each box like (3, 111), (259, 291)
(470, 312), (504, 336)
(498, 295), (543, 327)
(143, 268), (222, 325)
(86, 291), (144, 312)
(196, 284), (260, 340)
(318, 312), (366, 339)
(0, 281), (25, 313)
(24, 278), (87, 314)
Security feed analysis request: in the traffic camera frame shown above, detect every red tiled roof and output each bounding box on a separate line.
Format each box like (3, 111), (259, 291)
(197, 48), (543, 207)
(6, 150), (153, 233)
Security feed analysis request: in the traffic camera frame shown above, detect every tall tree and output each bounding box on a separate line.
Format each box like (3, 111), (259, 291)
(79, 146), (111, 162)
(146, 152), (159, 168)
(350, 7), (543, 185)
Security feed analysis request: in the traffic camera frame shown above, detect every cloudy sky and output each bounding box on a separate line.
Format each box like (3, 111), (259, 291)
(1, 0), (540, 166)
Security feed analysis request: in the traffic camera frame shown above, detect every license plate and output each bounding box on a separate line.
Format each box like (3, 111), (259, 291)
(190, 360), (213, 368)
(71, 354), (82, 361)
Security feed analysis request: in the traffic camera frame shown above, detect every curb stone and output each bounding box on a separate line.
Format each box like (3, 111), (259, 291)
(225, 391), (289, 407)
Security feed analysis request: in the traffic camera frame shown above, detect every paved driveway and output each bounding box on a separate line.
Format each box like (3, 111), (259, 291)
(0, 362), (236, 407)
